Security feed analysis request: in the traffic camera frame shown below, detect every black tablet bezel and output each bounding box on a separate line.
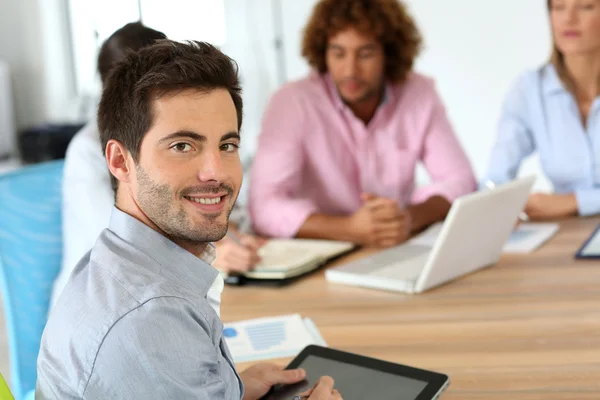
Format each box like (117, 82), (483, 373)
(264, 345), (449, 400)
(575, 223), (600, 259)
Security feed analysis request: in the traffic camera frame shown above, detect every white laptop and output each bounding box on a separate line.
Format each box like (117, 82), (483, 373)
(325, 176), (535, 293)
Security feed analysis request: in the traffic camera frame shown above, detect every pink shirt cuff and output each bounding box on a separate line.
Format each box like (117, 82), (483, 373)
(251, 197), (319, 238)
(411, 173), (477, 205)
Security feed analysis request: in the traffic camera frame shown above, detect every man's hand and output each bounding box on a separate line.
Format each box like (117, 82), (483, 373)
(524, 193), (578, 220)
(240, 363), (307, 400)
(213, 233), (266, 273)
(364, 194), (412, 248)
(295, 376), (343, 399)
(347, 193), (412, 248)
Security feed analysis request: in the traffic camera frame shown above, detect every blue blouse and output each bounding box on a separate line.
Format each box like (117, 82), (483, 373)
(484, 64), (600, 216)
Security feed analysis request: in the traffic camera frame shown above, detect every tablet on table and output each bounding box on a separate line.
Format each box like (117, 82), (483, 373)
(261, 345), (450, 400)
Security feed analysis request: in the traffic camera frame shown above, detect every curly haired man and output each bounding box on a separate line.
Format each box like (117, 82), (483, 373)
(250, 0), (477, 247)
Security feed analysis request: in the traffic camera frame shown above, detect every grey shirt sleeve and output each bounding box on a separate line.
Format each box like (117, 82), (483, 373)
(82, 297), (232, 400)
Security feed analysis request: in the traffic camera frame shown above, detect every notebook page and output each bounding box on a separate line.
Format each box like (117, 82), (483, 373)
(254, 239), (354, 272)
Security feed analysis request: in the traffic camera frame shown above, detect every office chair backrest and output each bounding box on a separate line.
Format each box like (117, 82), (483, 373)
(0, 160), (64, 400)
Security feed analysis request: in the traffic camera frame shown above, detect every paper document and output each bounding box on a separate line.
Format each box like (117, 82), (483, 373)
(409, 222), (559, 254)
(223, 314), (327, 363)
(502, 223), (559, 253)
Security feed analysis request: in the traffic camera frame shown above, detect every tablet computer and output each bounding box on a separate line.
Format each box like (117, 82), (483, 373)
(261, 345), (450, 400)
(575, 224), (600, 259)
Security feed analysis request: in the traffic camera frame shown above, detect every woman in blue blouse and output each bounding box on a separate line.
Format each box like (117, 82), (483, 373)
(485, 0), (600, 220)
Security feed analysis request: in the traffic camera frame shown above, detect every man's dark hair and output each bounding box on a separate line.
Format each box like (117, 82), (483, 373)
(97, 21), (166, 86)
(98, 40), (243, 192)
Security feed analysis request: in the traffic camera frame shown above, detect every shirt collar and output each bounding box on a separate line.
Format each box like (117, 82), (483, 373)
(542, 63), (568, 96)
(199, 242), (216, 265)
(323, 72), (393, 112)
(108, 206), (218, 296)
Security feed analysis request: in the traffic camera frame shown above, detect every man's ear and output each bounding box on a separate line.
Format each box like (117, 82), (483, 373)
(105, 140), (133, 186)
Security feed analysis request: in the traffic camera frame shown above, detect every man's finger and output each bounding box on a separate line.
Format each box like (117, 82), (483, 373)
(374, 234), (404, 247)
(268, 368), (306, 385)
(295, 388), (313, 397)
(371, 205), (402, 221)
(225, 252), (259, 270)
(216, 247), (261, 272)
(220, 262), (252, 273)
(361, 192), (378, 203)
(374, 231), (403, 244)
(309, 376), (335, 398)
(365, 197), (397, 211)
(233, 240), (263, 263)
(376, 238), (401, 248)
(240, 235), (265, 250)
(373, 217), (404, 230)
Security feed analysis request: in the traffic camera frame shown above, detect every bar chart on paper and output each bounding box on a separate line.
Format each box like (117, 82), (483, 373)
(223, 314), (326, 363)
(245, 320), (286, 351)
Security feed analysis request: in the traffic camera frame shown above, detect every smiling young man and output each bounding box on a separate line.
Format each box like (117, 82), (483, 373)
(250, 0), (476, 247)
(36, 41), (339, 400)
(52, 24), (266, 310)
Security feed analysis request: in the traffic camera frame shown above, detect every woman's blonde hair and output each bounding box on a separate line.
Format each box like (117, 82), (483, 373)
(547, 0), (600, 96)
(547, 0), (578, 93)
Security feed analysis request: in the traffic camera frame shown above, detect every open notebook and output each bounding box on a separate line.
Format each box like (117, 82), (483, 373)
(221, 239), (355, 281)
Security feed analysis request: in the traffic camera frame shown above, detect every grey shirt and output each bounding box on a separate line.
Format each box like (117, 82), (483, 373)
(36, 208), (243, 399)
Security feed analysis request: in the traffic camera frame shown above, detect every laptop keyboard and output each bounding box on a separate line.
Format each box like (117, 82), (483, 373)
(370, 251), (430, 280)
(340, 244), (431, 279)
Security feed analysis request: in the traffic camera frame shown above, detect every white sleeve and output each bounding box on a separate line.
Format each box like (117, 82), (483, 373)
(51, 124), (114, 306)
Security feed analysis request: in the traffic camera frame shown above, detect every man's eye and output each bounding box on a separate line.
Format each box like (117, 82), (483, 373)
(221, 143), (240, 152)
(172, 143), (193, 152)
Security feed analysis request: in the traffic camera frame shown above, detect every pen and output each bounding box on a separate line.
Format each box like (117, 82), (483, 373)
(222, 230), (242, 285)
(226, 229), (244, 245)
(483, 180), (529, 222)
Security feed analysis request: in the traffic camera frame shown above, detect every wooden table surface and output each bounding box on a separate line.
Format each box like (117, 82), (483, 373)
(221, 217), (600, 399)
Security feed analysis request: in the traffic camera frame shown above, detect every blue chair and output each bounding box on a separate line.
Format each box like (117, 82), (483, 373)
(0, 160), (64, 400)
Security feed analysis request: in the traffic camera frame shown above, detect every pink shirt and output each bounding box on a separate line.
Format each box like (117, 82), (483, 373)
(249, 72), (476, 238)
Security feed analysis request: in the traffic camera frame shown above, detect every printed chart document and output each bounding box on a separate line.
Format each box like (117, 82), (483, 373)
(223, 314), (327, 363)
(502, 223), (559, 253)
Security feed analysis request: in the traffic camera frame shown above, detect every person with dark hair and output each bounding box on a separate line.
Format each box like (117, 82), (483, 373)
(97, 21), (167, 85)
(249, 0), (476, 247)
(53, 22), (264, 308)
(52, 22), (166, 307)
(37, 40), (341, 400)
(483, 0), (600, 219)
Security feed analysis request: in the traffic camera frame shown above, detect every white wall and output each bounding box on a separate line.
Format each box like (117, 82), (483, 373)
(222, 0), (280, 167)
(220, 0), (281, 204)
(0, 0), (278, 198)
(0, 0), (79, 135)
(277, 0), (553, 189)
(0, 62), (16, 156)
(1, 0), (556, 191)
(39, 0), (79, 123)
(0, 0), (47, 131)
(279, 0), (320, 81)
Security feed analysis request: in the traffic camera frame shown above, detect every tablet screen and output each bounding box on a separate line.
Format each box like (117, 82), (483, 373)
(579, 226), (600, 257)
(264, 355), (429, 400)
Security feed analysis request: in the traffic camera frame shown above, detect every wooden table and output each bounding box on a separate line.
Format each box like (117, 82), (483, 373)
(221, 217), (600, 399)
